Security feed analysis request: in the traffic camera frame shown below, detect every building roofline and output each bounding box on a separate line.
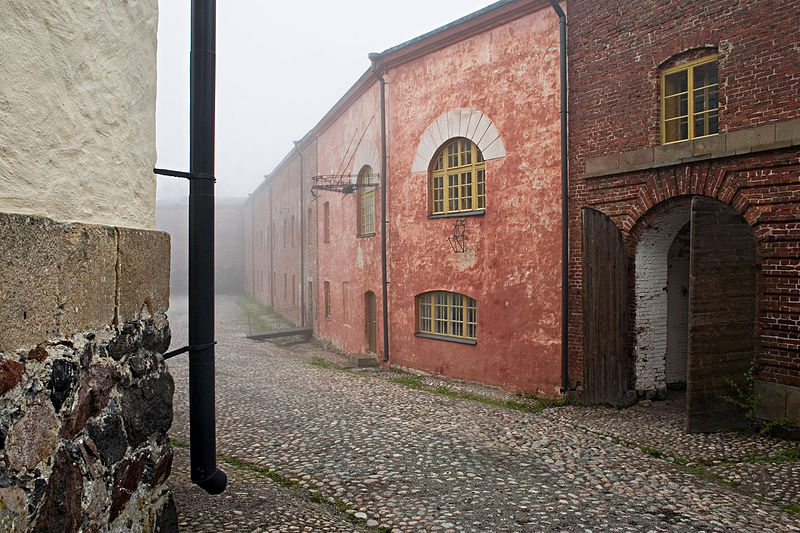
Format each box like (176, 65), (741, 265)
(255, 0), (551, 196)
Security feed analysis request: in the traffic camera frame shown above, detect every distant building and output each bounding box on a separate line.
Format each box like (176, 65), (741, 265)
(157, 197), (246, 294)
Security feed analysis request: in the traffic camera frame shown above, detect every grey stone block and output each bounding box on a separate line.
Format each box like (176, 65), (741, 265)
(585, 153), (619, 175)
(725, 124), (775, 153)
(56, 222), (117, 337)
(775, 118), (800, 144)
(654, 141), (693, 163)
(619, 148), (654, 170)
(692, 134), (726, 156)
(117, 228), (171, 324)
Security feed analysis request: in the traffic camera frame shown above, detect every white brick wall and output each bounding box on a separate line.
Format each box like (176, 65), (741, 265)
(666, 224), (690, 385)
(634, 204), (691, 392)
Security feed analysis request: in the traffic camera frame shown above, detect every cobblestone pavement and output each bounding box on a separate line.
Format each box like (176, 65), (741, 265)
(167, 295), (800, 532)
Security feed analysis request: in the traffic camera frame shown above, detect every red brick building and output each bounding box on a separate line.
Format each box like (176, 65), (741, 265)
(567, 0), (800, 429)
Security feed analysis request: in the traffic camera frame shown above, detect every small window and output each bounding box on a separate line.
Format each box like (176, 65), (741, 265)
(357, 165), (376, 236)
(416, 291), (477, 341)
(430, 138), (485, 215)
(661, 55), (718, 144)
(323, 202), (330, 243)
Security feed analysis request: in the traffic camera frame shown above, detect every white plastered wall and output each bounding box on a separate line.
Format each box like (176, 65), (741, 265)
(0, 0), (159, 229)
(634, 203), (691, 392)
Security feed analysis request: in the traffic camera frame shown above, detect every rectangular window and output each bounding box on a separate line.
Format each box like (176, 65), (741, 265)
(661, 56), (718, 144)
(323, 202), (330, 243)
(308, 207), (313, 244)
(342, 281), (349, 324)
(360, 190), (375, 235)
(417, 291), (477, 342)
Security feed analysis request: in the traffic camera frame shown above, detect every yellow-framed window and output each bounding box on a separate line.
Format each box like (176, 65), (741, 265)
(357, 165), (376, 236)
(430, 139), (485, 215)
(417, 291), (477, 341)
(661, 55), (719, 144)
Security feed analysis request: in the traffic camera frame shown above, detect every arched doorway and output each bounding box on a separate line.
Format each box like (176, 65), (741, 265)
(633, 196), (756, 432)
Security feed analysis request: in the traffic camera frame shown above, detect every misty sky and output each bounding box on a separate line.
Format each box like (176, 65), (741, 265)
(155, 0), (497, 202)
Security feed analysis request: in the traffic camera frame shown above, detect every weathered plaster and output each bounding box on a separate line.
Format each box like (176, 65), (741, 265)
(387, 6), (562, 394)
(316, 83), (384, 355)
(0, 0), (159, 229)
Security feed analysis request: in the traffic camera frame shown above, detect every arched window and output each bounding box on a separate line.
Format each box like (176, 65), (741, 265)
(416, 291), (477, 342)
(357, 165), (376, 236)
(430, 138), (485, 215)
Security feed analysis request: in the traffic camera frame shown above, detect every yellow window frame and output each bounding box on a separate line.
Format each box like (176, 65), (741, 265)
(357, 166), (376, 236)
(660, 55), (719, 144)
(417, 291), (477, 341)
(430, 139), (486, 215)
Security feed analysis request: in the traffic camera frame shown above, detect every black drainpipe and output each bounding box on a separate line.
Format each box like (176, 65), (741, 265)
(294, 141), (306, 327)
(187, 0), (226, 494)
(550, 0), (569, 394)
(368, 55), (390, 363)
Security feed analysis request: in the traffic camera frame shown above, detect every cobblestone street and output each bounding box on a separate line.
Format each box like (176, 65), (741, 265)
(167, 295), (800, 532)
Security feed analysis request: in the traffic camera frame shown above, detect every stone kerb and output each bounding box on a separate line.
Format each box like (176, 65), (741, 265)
(0, 212), (176, 532)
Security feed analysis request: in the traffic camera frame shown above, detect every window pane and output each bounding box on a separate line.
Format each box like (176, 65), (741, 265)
(466, 298), (477, 339)
(664, 94), (686, 121)
(477, 169), (485, 209)
(450, 293), (463, 337)
(448, 142), (459, 168)
(460, 172), (472, 211)
(434, 292), (448, 334)
(693, 61), (718, 88)
(448, 174), (460, 212)
(419, 294), (432, 333)
(664, 70), (687, 97)
(433, 176), (444, 213)
(694, 110), (719, 137)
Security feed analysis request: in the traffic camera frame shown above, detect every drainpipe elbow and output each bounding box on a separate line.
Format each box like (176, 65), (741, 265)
(194, 468), (228, 495)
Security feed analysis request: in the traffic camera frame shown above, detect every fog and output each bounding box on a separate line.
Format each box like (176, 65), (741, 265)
(155, 0), (496, 201)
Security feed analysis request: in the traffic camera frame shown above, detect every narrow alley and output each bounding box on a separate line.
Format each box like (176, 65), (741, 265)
(167, 295), (800, 532)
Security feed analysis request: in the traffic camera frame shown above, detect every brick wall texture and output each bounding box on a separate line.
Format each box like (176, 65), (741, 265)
(568, 0), (800, 391)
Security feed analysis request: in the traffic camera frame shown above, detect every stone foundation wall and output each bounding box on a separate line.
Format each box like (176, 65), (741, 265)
(0, 212), (174, 532)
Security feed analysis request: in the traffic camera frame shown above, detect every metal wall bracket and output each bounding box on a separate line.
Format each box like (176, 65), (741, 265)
(154, 168), (216, 182)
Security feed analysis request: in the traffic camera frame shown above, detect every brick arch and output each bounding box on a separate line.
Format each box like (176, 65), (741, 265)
(624, 163), (755, 246)
(411, 109), (506, 173)
(656, 45), (718, 71)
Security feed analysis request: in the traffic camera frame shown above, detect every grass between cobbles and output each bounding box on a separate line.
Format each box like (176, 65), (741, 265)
(219, 455), (393, 532)
(389, 374), (576, 413)
(557, 422), (800, 513)
(236, 295), (293, 334)
(310, 356), (332, 369)
(170, 437), (392, 532)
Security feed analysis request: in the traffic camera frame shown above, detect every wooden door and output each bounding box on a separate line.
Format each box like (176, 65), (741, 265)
(687, 197), (756, 432)
(582, 208), (629, 404)
(365, 291), (377, 353)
